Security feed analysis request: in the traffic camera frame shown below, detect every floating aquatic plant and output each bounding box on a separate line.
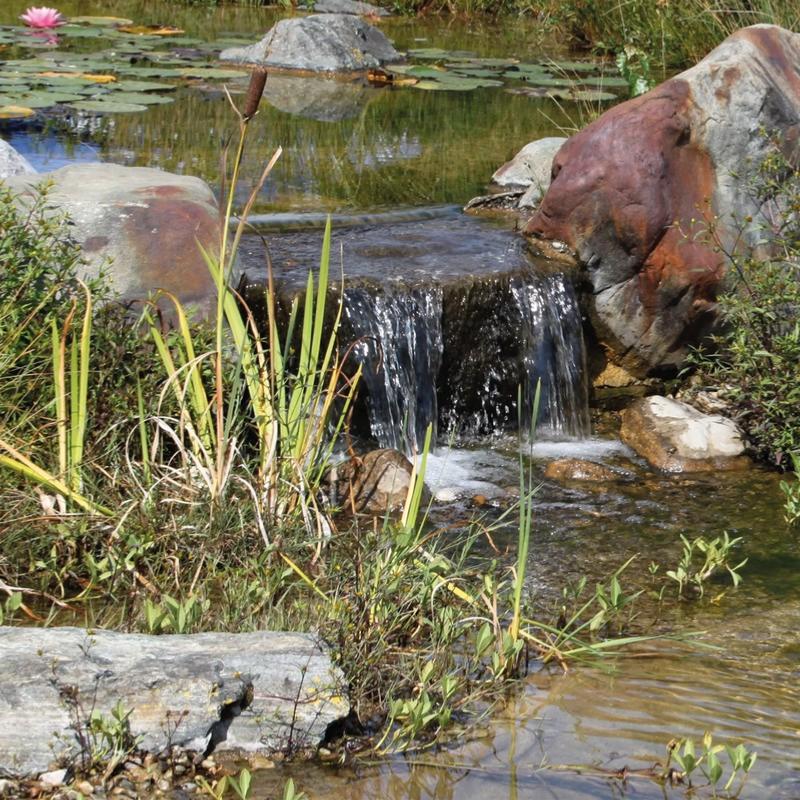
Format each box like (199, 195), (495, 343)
(20, 6), (66, 29)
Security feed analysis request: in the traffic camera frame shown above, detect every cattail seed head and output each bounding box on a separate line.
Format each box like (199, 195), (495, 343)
(243, 68), (267, 120)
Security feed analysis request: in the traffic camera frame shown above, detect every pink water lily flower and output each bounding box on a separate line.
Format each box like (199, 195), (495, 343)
(20, 6), (67, 29)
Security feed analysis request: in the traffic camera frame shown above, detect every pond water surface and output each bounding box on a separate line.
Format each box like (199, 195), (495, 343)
(2, 4), (798, 798)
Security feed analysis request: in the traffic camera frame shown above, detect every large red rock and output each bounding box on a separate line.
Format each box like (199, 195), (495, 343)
(525, 25), (800, 376)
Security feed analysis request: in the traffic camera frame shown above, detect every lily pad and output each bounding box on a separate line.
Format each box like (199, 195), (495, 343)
(67, 99), (148, 113)
(57, 26), (109, 39)
(390, 64), (449, 78)
(0, 91), (84, 108)
(447, 56), (518, 68)
(112, 80), (177, 93)
(413, 75), (503, 91)
(407, 47), (457, 60)
(105, 91), (174, 105)
(447, 66), (500, 78)
(117, 25), (185, 36)
(579, 75), (629, 88)
(561, 88), (618, 102)
(69, 16), (134, 26)
(178, 67), (249, 79)
(0, 105), (35, 120)
(114, 66), (186, 78)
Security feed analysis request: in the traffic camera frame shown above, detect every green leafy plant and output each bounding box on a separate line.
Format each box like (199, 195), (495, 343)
(143, 594), (210, 634)
(689, 144), (800, 468)
(88, 700), (141, 775)
(666, 533), (747, 599)
(615, 45), (655, 97)
(0, 591), (22, 625)
(282, 779), (307, 800)
(665, 733), (756, 796)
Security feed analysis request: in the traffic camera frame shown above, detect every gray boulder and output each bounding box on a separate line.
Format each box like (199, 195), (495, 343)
(0, 139), (35, 179)
(5, 164), (220, 312)
(492, 137), (566, 199)
(0, 627), (348, 777)
(313, 0), (389, 16)
(220, 14), (402, 73)
(620, 396), (750, 472)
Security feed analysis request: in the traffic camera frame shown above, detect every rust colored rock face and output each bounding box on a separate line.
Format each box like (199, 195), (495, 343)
(525, 25), (800, 375)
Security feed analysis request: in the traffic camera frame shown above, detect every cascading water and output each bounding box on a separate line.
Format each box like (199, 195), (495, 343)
(342, 271), (589, 453)
(343, 285), (443, 454)
(244, 215), (592, 453)
(511, 273), (591, 438)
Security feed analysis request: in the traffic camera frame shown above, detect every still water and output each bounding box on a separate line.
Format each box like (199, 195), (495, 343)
(2, 3), (798, 797)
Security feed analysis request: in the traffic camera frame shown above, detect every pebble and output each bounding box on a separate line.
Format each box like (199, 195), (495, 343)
(157, 779), (171, 792)
(0, 780), (12, 797)
(40, 768), (68, 787)
(200, 758), (216, 770)
(76, 780), (95, 795)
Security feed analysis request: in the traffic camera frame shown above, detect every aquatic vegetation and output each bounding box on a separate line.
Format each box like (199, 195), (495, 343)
(666, 533), (747, 600)
(20, 6), (66, 29)
(664, 733), (757, 797)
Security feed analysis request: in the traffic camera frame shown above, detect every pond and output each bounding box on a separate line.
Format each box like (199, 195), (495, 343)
(2, 3), (798, 798)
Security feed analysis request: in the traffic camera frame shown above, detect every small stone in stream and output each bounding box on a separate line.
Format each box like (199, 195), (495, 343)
(39, 769), (68, 787)
(76, 780), (95, 795)
(544, 458), (624, 483)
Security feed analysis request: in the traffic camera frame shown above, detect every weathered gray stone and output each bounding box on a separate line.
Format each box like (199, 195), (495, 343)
(620, 396), (750, 472)
(492, 138), (566, 205)
(314, 0), (389, 16)
(264, 74), (373, 121)
(0, 139), (35, 179)
(220, 14), (402, 73)
(0, 627), (348, 777)
(4, 164), (220, 312)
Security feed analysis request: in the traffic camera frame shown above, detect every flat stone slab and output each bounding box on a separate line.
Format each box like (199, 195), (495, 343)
(621, 396), (750, 472)
(220, 14), (402, 73)
(0, 627), (348, 777)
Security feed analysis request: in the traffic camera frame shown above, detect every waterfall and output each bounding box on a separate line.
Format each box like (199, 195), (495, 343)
(511, 273), (591, 438)
(344, 285), (443, 454)
(341, 271), (589, 452)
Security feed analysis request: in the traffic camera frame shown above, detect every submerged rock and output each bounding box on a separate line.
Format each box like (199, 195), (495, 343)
(0, 139), (35, 179)
(544, 458), (625, 483)
(0, 627), (347, 777)
(313, 0), (390, 16)
(5, 164), (220, 313)
(620, 396), (750, 472)
(525, 25), (800, 376)
(326, 449), (417, 513)
(220, 14), (402, 73)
